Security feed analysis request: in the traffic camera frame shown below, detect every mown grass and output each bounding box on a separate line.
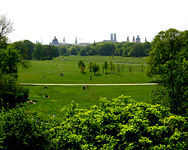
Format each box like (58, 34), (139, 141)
(25, 85), (157, 118)
(18, 56), (158, 84)
(18, 56), (158, 118)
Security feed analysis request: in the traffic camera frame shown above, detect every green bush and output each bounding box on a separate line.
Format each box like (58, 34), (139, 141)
(50, 95), (187, 149)
(0, 95), (187, 149)
(0, 107), (54, 150)
(0, 74), (29, 109)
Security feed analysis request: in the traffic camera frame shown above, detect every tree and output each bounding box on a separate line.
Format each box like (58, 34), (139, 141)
(109, 61), (115, 74)
(147, 28), (188, 115)
(102, 61), (108, 74)
(0, 15), (14, 42)
(88, 62), (93, 72)
(12, 40), (34, 60)
(0, 45), (21, 77)
(33, 43), (44, 60)
(116, 63), (120, 75)
(129, 43), (145, 57)
(78, 60), (85, 73)
(80, 48), (88, 56)
(58, 46), (67, 56)
(0, 16), (29, 109)
(69, 46), (79, 55)
(92, 63), (100, 75)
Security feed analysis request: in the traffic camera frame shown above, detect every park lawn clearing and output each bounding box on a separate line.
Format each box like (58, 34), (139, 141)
(18, 56), (158, 84)
(25, 85), (157, 118)
(18, 56), (159, 118)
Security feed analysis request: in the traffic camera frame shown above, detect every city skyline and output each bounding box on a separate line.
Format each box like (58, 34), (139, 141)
(1, 0), (188, 44)
(50, 33), (142, 46)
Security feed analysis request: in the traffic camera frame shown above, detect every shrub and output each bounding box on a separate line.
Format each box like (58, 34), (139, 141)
(0, 74), (29, 109)
(0, 107), (53, 150)
(0, 95), (187, 149)
(51, 95), (187, 149)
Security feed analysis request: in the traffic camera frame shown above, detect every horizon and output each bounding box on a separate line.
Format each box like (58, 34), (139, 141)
(1, 0), (188, 44)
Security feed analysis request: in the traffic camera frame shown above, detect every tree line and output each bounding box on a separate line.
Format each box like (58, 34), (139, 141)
(64, 41), (151, 57)
(9, 40), (151, 60)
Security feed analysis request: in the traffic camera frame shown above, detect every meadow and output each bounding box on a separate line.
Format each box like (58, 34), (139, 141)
(18, 56), (158, 118)
(18, 56), (157, 84)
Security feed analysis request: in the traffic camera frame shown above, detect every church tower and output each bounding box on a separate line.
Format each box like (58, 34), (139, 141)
(114, 33), (117, 42)
(136, 35), (140, 43)
(75, 37), (78, 45)
(127, 36), (129, 42)
(111, 33), (113, 41)
(132, 36), (135, 43)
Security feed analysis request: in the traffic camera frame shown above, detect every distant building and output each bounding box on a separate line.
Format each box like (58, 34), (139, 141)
(79, 43), (91, 46)
(50, 36), (59, 46)
(132, 36), (135, 43)
(75, 37), (78, 45)
(111, 33), (113, 41)
(103, 33), (117, 42)
(136, 35), (140, 43)
(114, 33), (117, 42)
(63, 37), (65, 43)
(145, 37), (147, 42)
(103, 40), (112, 42)
(127, 36), (129, 42)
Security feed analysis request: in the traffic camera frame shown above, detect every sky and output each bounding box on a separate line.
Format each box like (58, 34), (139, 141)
(1, 0), (188, 44)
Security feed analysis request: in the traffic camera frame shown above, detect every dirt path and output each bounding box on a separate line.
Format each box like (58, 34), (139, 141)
(21, 83), (159, 86)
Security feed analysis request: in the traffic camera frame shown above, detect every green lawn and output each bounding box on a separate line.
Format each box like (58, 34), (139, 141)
(18, 56), (158, 84)
(25, 85), (157, 118)
(18, 56), (158, 118)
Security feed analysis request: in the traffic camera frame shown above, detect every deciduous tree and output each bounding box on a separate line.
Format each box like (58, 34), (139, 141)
(147, 28), (188, 115)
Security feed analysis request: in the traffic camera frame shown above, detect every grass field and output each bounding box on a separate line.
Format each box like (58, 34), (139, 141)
(18, 56), (158, 84)
(18, 56), (158, 118)
(25, 85), (157, 118)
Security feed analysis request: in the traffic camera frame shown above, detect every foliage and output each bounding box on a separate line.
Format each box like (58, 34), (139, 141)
(92, 63), (100, 75)
(50, 95), (187, 149)
(1, 95), (187, 149)
(88, 62), (93, 72)
(0, 45), (21, 77)
(0, 74), (29, 109)
(30, 43), (59, 60)
(102, 61), (108, 74)
(147, 28), (188, 115)
(0, 107), (54, 150)
(0, 17), (30, 110)
(109, 61), (115, 74)
(12, 40), (35, 60)
(58, 46), (68, 56)
(78, 60), (85, 73)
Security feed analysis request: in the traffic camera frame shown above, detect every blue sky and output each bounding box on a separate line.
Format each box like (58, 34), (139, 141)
(1, 0), (188, 44)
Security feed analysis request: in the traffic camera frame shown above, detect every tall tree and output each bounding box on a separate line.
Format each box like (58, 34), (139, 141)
(147, 28), (188, 115)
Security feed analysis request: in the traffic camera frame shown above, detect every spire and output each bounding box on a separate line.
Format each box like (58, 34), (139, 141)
(127, 36), (129, 42)
(132, 36), (135, 43)
(114, 33), (117, 42)
(75, 37), (78, 45)
(111, 33), (113, 41)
